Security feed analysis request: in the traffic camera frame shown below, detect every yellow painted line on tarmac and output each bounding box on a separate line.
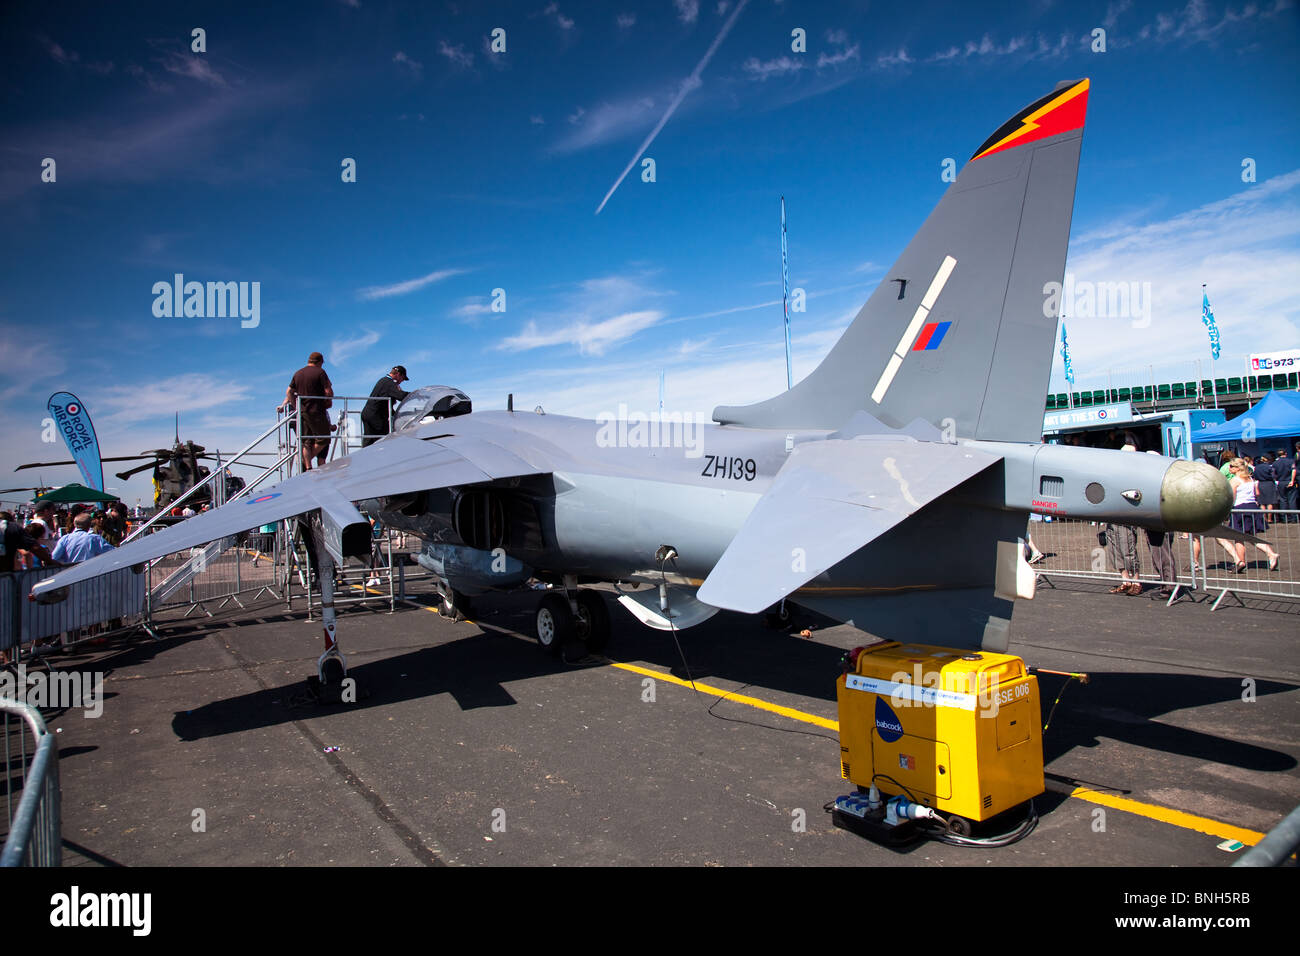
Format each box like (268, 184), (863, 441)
(375, 597), (1263, 847)
(606, 660), (840, 732)
(607, 664), (1263, 846)
(1068, 787), (1264, 846)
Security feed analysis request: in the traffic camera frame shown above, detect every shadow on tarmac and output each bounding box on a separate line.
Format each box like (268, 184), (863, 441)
(158, 591), (1297, 785)
(1036, 671), (1297, 771)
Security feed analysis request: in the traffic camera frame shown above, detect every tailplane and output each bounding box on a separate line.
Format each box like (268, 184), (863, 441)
(714, 79), (1090, 443)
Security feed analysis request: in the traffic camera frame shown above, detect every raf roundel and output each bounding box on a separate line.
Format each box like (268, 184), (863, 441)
(67, 403), (79, 415)
(248, 493), (281, 505)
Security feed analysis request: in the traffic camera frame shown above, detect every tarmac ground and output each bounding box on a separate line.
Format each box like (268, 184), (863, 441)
(9, 569), (1299, 867)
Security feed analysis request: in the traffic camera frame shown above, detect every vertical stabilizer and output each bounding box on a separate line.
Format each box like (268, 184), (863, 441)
(713, 79), (1089, 443)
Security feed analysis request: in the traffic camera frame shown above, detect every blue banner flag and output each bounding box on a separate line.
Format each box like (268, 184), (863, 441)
(1060, 321), (1074, 385)
(1201, 291), (1221, 361)
(781, 196), (792, 390)
(47, 391), (104, 491)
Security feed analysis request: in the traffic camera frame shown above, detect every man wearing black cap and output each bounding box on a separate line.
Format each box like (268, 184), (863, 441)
(361, 365), (410, 447)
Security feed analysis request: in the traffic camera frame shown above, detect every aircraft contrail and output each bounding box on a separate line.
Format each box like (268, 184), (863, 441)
(595, 0), (750, 215)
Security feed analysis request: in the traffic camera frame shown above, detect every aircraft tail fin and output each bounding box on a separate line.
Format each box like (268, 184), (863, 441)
(713, 79), (1089, 443)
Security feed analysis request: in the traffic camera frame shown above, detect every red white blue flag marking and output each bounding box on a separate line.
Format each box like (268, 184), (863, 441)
(911, 321), (951, 351)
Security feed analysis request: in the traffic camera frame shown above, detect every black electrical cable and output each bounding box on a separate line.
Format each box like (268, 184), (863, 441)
(659, 551), (698, 694)
(918, 800), (1039, 847)
(656, 554), (839, 742)
(871, 773), (919, 803)
(1042, 674), (1081, 735)
(705, 684), (841, 742)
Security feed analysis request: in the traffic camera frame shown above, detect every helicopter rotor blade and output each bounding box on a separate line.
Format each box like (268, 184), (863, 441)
(115, 462), (162, 480)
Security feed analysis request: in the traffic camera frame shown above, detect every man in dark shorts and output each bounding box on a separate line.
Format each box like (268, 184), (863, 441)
(282, 352), (334, 471)
(361, 365), (410, 447)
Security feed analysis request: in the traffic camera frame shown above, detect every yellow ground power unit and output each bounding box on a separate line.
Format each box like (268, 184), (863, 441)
(836, 641), (1044, 826)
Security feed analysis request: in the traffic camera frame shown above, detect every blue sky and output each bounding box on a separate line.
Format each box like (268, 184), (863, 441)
(2, 0), (1297, 505)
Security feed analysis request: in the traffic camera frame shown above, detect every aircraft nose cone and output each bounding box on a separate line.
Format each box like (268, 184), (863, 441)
(1159, 459), (1232, 532)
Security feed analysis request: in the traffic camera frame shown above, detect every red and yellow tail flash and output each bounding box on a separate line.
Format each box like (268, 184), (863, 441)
(971, 78), (1089, 162)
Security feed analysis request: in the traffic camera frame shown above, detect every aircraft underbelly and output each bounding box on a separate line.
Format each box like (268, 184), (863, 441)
(547, 472), (761, 581)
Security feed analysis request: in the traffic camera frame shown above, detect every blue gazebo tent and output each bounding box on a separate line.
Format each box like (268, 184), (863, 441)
(1190, 390), (1300, 442)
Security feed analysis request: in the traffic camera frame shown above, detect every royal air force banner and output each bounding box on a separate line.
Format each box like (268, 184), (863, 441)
(47, 391), (105, 492)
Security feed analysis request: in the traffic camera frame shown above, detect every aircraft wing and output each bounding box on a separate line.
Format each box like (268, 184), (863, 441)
(30, 433), (547, 598)
(696, 438), (1002, 614)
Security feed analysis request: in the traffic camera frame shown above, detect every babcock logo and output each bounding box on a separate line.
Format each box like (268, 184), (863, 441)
(874, 697), (904, 743)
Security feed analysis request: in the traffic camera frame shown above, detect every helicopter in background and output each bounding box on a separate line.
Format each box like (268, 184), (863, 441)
(15, 417), (275, 512)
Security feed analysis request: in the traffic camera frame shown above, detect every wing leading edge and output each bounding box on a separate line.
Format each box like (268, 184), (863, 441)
(30, 433), (548, 598)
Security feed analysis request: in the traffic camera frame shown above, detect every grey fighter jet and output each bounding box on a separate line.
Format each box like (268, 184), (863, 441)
(32, 78), (1232, 676)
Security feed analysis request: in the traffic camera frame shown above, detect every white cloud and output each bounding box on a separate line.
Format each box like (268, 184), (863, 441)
(617, 12), (636, 29)
(329, 329), (382, 366)
(1051, 170), (1300, 390)
(874, 47), (912, 69)
(826, 29), (849, 46)
(40, 37), (116, 75)
(742, 55), (805, 80)
(819, 44), (860, 68)
(1102, 0), (1131, 29)
(1129, 0), (1294, 47)
(160, 52), (228, 88)
(393, 51), (423, 76)
(544, 3), (575, 30)
(452, 298), (494, 321)
(530, 114), (546, 125)
(501, 310), (662, 355)
(357, 268), (466, 301)
(46, 40), (77, 65)
(553, 98), (661, 153)
(594, 0), (750, 213)
(675, 0), (700, 24)
(496, 274), (671, 354)
(437, 41), (473, 69)
(465, 309), (856, 421)
(93, 375), (257, 428)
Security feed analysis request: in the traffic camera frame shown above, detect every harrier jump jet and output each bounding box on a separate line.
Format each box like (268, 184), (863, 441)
(33, 79), (1231, 678)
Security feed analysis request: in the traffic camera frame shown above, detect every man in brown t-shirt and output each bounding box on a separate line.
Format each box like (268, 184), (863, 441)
(282, 352), (335, 471)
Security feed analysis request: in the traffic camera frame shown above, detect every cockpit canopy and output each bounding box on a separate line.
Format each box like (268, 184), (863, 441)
(393, 386), (472, 431)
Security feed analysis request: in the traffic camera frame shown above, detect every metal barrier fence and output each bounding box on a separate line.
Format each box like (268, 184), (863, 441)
(1234, 802), (1300, 867)
(1, 566), (146, 655)
(0, 699), (61, 867)
(291, 529), (434, 618)
(147, 529), (283, 617)
(1027, 510), (1300, 606)
(1194, 510), (1300, 608)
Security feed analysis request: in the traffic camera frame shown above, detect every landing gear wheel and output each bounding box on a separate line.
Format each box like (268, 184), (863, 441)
(946, 815), (972, 838)
(535, 593), (574, 656)
(438, 589), (474, 621)
(573, 590), (611, 653)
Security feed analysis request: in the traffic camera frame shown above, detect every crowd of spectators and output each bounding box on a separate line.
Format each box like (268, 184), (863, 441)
(0, 500), (132, 572)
